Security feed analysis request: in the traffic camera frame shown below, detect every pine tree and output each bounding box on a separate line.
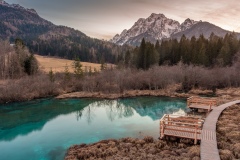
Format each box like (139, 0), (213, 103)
(208, 33), (219, 66)
(137, 38), (146, 69)
(100, 56), (107, 70)
(145, 42), (158, 68)
(159, 41), (167, 65)
(228, 32), (239, 57)
(88, 66), (92, 75)
(124, 50), (131, 67)
(155, 40), (160, 51)
(49, 68), (55, 82)
(64, 64), (71, 80)
(136, 39), (158, 69)
(218, 42), (231, 66)
(179, 35), (191, 64)
(190, 36), (198, 64)
(24, 54), (38, 75)
(73, 58), (83, 77)
(199, 43), (209, 66)
(171, 39), (180, 64)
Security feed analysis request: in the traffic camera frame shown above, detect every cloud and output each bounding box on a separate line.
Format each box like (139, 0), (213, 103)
(4, 0), (240, 39)
(201, 1), (240, 31)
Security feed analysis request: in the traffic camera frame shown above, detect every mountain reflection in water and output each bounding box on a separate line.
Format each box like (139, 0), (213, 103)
(0, 97), (186, 160)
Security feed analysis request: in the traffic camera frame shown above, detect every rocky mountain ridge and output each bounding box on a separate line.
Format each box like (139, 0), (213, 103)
(110, 13), (239, 46)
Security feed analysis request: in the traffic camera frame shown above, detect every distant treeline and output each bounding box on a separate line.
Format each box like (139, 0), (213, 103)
(119, 32), (240, 69)
(26, 36), (129, 64)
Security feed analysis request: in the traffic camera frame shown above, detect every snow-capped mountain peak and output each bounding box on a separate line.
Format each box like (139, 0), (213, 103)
(181, 18), (199, 31)
(110, 13), (199, 46)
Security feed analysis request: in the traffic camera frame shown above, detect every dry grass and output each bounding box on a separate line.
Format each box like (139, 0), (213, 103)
(217, 104), (240, 160)
(35, 55), (104, 73)
(65, 137), (200, 160)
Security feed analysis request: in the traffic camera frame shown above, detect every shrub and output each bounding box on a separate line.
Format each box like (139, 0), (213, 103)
(232, 143), (240, 158)
(219, 149), (234, 160)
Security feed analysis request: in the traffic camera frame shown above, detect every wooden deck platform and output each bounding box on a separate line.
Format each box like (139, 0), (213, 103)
(160, 114), (203, 144)
(159, 98), (240, 160)
(187, 96), (217, 112)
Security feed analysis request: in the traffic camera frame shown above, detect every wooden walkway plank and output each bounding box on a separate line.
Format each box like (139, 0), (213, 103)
(200, 100), (240, 160)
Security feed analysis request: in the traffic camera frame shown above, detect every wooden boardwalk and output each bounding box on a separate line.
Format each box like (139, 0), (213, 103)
(200, 100), (240, 160)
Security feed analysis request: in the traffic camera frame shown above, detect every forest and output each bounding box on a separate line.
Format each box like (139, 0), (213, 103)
(120, 32), (240, 69)
(0, 32), (240, 103)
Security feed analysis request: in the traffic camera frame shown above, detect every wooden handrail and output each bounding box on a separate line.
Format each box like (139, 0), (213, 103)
(160, 114), (167, 121)
(165, 128), (201, 134)
(188, 97), (217, 104)
(161, 117), (203, 123)
(167, 117), (202, 122)
(160, 114), (203, 144)
(187, 96), (217, 112)
(162, 122), (202, 127)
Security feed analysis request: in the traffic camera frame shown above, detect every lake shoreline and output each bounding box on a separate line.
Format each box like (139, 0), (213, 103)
(56, 87), (240, 104)
(65, 136), (201, 160)
(64, 104), (240, 160)
(63, 88), (240, 160)
(1, 87), (240, 104)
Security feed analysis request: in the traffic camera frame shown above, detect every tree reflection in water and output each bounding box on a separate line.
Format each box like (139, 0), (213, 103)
(76, 100), (134, 123)
(76, 97), (186, 124)
(75, 97), (187, 123)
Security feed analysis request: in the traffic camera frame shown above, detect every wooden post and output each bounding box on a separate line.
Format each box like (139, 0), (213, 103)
(160, 121), (162, 138)
(160, 121), (164, 139)
(167, 115), (170, 125)
(194, 124), (197, 145)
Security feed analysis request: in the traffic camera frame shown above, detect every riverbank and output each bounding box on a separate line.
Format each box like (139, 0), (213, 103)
(56, 87), (240, 104)
(65, 137), (200, 160)
(64, 103), (240, 160)
(63, 88), (240, 160)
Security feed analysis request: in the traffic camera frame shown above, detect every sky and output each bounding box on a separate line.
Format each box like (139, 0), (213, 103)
(5, 0), (240, 40)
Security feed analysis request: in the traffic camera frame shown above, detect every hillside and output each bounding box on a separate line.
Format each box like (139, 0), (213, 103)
(0, 1), (129, 63)
(171, 21), (233, 40)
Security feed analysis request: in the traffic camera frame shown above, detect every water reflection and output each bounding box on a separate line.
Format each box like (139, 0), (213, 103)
(47, 146), (65, 160)
(75, 97), (187, 124)
(0, 98), (93, 141)
(0, 97), (186, 142)
(0, 97), (187, 160)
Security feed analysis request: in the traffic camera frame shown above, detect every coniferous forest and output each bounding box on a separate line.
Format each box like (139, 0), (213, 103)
(1, 32), (240, 103)
(122, 32), (240, 69)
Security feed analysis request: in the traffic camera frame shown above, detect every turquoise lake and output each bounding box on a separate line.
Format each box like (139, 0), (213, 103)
(0, 97), (187, 160)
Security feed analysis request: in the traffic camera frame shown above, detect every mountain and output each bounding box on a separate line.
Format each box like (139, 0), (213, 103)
(0, 1), (129, 63)
(171, 21), (235, 40)
(110, 13), (198, 46)
(111, 13), (239, 46)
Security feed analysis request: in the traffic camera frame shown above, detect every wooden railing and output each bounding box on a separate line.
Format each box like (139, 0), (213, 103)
(187, 96), (217, 111)
(160, 114), (203, 144)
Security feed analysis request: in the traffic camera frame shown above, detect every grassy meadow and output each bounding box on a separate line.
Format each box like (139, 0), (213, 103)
(35, 55), (102, 73)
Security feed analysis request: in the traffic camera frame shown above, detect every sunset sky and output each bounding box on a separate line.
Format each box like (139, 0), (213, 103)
(5, 0), (240, 40)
